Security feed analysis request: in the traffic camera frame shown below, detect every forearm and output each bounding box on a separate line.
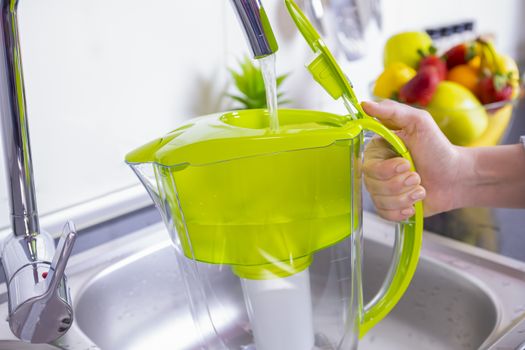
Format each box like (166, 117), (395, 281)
(454, 144), (525, 209)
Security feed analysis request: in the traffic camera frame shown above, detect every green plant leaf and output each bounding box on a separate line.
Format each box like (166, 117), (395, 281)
(227, 94), (253, 108)
(276, 74), (289, 87)
(227, 55), (292, 110)
(229, 68), (250, 96)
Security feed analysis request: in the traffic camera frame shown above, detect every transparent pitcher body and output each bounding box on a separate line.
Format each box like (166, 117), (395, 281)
(155, 135), (363, 350)
(126, 109), (423, 350)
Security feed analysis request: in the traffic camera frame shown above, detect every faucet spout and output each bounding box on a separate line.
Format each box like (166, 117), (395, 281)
(0, 0), (77, 343)
(229, 0), (279, 58)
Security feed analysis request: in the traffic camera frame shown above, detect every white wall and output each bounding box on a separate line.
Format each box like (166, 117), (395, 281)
(0, 0), (523, 231)
(0, 0), (324, 231)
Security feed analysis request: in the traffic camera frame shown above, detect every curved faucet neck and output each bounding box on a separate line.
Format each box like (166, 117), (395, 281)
(230, 0), (278, 59)
(0, 0), (40, 237)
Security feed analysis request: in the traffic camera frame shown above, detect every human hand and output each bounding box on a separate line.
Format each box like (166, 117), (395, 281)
(362, 100), (462, 221)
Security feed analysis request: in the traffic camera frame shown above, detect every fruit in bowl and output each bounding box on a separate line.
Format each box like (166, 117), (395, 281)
(373, 32), (523, 147)
(383, 31), (434, 69)
(373, 62), (416, 100)
(426, 81), (488, 145)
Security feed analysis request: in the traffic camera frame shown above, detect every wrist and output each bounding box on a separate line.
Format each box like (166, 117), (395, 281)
(450, 143), (525, 209)
(450, 145), (477, 210)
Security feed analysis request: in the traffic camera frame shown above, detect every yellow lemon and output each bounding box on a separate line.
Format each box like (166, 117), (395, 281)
(373, 62), (417, 99)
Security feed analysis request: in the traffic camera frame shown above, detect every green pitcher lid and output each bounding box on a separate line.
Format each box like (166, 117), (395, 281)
(125, 109), (361, 167)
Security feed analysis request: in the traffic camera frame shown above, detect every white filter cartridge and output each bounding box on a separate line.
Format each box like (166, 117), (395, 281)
(241, 268), (315, 350)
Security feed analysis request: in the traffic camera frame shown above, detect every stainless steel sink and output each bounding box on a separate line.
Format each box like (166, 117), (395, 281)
(71, 234), (497, 350)
(1, 212), (524, 349)
(44, 212), (524, 350)
(361, 242), (496, 350)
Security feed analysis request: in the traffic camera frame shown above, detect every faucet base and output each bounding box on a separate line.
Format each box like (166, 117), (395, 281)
(2, 224), (76, 343)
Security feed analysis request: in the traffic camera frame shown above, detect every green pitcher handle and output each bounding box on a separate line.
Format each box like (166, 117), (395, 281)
(355, 118), (424, 337)
(285, 0), (422, 335)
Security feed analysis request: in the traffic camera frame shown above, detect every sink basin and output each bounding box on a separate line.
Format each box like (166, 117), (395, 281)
(361, 242), (496, 349)
(75, 243), (198, 350)
(57, 212), (525, 350)
(73, 236), (497, 350)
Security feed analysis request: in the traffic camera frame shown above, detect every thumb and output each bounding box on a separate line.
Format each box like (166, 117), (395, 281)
(365, 136), (399, 162)
(361, 99), (432, 135)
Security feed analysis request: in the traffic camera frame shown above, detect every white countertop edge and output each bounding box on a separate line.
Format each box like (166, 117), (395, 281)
(0, 185), (153, 242)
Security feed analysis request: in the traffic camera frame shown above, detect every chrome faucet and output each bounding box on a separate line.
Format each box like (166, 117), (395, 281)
(0, 0), (272, 343)
(229, 0), (278, 58)
(0, 0), (76, 344)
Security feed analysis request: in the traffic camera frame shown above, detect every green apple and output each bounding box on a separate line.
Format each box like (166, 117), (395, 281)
(426, 81), (488, 146)
(384, 31), (433, 69)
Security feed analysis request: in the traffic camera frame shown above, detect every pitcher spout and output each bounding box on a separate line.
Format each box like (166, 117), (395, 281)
(129, 163), (164, 213)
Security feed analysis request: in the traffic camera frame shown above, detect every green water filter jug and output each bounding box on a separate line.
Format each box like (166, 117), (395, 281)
(125, 1), (423, 349)
(126, 109), (422, 350)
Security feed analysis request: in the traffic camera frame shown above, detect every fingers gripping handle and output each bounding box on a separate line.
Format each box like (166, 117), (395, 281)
(356, 118), (423, 337)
